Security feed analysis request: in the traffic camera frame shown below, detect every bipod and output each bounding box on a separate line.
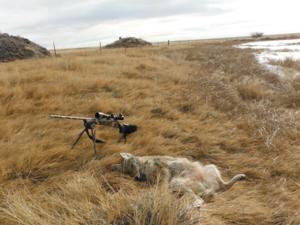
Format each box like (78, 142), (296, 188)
(71, 119), (104, 156)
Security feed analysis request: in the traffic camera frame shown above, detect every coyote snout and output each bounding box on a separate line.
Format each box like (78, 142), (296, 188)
(112, 152), (246, 208)
(112, 153), (142, 180)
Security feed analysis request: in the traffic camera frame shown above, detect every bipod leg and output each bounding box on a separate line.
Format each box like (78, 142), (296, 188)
(91, 128), (98, 157)
(85, 128), (105, 144)
(118, 134), (127, 143)
(71, 128), (87, 149)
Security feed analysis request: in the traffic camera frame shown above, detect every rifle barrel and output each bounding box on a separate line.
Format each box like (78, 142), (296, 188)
(49, 115), (95, 121)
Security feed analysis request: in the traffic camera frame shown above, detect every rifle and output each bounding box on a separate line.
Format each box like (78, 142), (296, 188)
(49, 112), (138, 156)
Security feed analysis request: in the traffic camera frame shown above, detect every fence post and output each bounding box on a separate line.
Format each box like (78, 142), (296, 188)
(53, 42), (57, 56)
(99, 41), (102, 54)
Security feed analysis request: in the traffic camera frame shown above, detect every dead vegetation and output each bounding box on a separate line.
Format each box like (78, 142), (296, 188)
(270, 58), (300, 71)
(0, 41), (299, 225)
(1, 173), (200, 225)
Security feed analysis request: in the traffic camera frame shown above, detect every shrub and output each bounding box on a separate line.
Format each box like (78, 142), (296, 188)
(237, 81), (265, 100)
(251, 32), (264, 38)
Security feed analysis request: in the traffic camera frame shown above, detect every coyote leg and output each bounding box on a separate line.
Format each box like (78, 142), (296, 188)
(204, 165), (246, 191)
(170, 178), (204, 209)
(218, 174), (246, 191)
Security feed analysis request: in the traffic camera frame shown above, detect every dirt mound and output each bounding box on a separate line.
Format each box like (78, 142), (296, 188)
(0, 33), (50, 62)
(105, 37), (152, 48)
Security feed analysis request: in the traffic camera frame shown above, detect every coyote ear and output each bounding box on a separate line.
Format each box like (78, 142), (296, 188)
(120, 152), (133, 160)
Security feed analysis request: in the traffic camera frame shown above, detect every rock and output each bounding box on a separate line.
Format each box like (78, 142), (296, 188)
(105, 37), (152, 48)
(0, 33), (50, 62)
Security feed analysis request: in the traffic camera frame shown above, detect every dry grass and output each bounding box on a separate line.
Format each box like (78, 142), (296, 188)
(270, 58), (300, 71)
(0, 42), (299, 225)
(1, 172), (201, 225)
(267, 59), (300, 108)
(237, 81), (266, 101)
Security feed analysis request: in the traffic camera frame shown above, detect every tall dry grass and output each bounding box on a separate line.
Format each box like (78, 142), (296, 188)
(1, 172), (201, 225)
(270, 58), (300, 71)
(0, 42), (299, 224)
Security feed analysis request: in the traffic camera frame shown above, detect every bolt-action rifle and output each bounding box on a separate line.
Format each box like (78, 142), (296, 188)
(49, 112), (138, 156)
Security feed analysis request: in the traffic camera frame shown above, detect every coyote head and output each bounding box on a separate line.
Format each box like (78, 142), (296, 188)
(112, 153), (144, 181)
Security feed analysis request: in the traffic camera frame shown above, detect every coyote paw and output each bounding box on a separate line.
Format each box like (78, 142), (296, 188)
(192, 198), (204, 209)
(238, 174), (247, 180)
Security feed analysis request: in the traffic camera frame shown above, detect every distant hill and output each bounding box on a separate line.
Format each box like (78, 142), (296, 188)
(105, 37), (152, 48)
(0, 33), (50, 62)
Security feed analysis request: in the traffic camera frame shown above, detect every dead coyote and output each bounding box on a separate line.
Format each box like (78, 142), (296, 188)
(112, 153), (246, 207)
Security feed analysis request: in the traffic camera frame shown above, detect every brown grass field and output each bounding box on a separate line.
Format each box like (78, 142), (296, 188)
(0, 39), (299, 225)
(270, 58), (300, 72)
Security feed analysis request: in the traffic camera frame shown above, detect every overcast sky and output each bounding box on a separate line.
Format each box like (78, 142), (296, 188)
(0, 0), (299, 49)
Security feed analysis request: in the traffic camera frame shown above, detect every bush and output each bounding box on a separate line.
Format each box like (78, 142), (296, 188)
(251, 32), (264, 38)
(238, 81), (265, 100)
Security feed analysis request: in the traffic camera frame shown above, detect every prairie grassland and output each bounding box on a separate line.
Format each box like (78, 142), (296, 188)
(270, 58), (300, 72)
(0, 41), (299, 225)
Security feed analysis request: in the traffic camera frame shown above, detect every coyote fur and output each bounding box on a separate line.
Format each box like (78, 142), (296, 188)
(112, 153), (246, 207)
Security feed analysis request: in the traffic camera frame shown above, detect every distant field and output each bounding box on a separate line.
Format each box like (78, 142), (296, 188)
(51, 32), (300, 53)
(0, 39), (299, 225)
